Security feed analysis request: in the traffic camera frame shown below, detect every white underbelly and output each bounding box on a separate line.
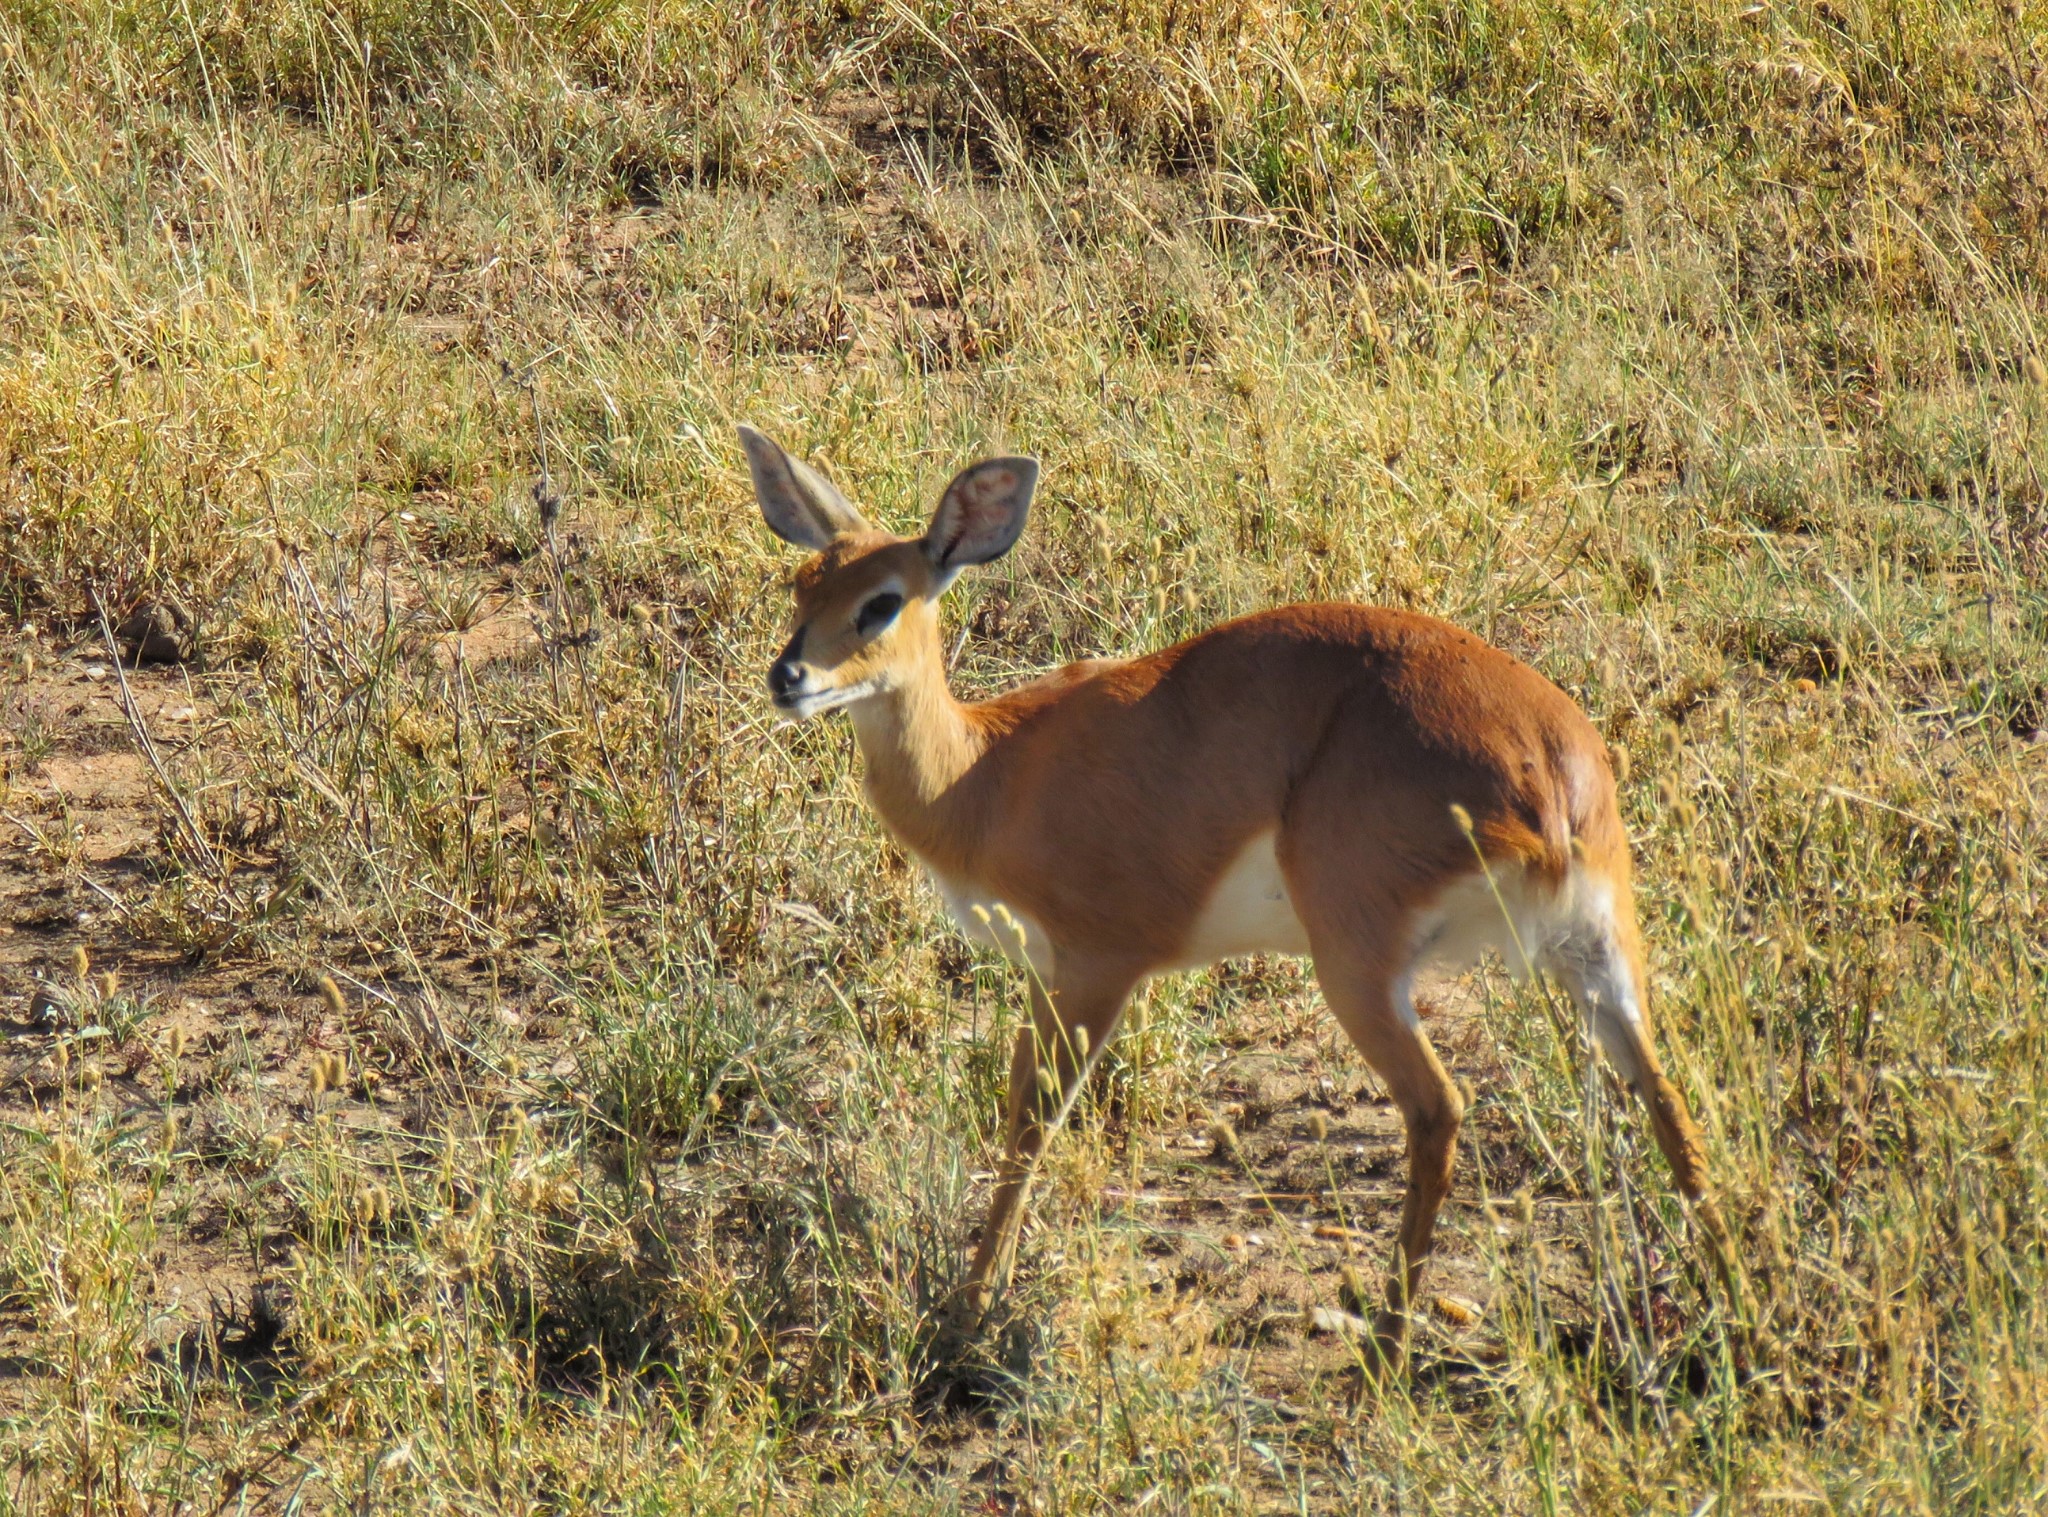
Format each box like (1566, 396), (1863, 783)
(1172, 830), (1312, 969)
(931, 872), (1055, 978)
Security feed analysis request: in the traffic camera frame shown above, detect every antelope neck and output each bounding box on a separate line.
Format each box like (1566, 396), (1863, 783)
(846, 628), (987, 861)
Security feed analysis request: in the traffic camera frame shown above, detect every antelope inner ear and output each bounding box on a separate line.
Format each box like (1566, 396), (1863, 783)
(925, 456), (1038, 572)
(738, 424), (871, 549)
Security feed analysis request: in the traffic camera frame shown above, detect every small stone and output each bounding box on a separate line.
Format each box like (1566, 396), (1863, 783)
(28, 984), (65, 1025)
(1305, 1306), (1371, 1339)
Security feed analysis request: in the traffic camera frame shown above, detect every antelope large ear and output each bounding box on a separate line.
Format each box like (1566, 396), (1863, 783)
(738, 424), (870, 550)
(923, 456), (1038, 577)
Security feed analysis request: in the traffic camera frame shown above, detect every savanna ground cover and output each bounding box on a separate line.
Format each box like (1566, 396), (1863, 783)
(1, 1), (2045, 1510)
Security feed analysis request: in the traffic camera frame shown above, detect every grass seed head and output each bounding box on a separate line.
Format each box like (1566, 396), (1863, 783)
(2026, 353), (2048, 387)
(307, 1050), (346, 1097)
(317, 976), (347, 1018)
(70, 945), (89, 982)
(95, 970), (118, 1001)
(1207, 1115), (1238, 1155)
(1308, 1111), (1329, 1143)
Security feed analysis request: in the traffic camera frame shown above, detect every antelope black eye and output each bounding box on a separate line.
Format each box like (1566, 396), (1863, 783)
(856, 592), (903, 634)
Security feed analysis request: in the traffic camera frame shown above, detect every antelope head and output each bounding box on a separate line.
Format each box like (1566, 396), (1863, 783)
(739, 425), (1039, 721)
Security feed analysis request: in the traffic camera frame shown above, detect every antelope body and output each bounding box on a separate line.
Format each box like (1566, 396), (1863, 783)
(740, 425), (1715, 1360)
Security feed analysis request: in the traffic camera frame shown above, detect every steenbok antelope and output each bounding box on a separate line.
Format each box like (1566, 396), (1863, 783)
(740, 425), (1718, 1365)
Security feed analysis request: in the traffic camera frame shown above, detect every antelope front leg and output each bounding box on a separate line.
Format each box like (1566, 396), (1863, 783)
(950, 955), (1139, 1339)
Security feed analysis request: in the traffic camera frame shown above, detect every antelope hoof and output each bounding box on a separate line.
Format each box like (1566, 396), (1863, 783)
(917, 1288), (1003, 1411)
(936, 1282), (994, 1352)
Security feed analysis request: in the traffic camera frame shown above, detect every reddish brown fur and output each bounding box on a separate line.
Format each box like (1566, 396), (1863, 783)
(747, 434), (1717, 1362)
(850, 601), (1599, 962)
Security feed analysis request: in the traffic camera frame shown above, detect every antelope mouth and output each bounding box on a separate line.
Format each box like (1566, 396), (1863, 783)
(772, 678), (881, 721)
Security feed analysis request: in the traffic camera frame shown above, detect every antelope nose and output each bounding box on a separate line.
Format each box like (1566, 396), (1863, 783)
(769, 658), (803, 698)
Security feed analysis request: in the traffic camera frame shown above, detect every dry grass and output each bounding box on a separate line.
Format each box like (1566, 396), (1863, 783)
(1, 0), (2045, 1511)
